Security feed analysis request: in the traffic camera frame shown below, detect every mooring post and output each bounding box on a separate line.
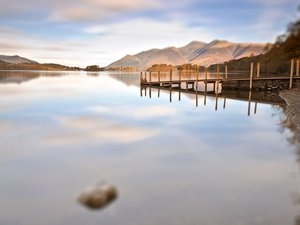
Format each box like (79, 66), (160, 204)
(140, 71), (143, 84)
(158, 71), (161, 84)
(250, 63), (254, 90)
(223, 97), (226, 109)
(149, 86), (151, 98)
(254, 102), (257, 114)
(140, 86), (142, 97)
(225, 65), (228, 79)
(179, 90), (181, 101)
(196, 66), (199, 91)
(290, 59), (294, 89)
(158, 88), (160, 98)
(169, 89), (172, 103)
(144, 71), (147, 82)
(296, 60), (299, 76)
(216, 65), (220, 93)
(179, 70), (182, 83)
(257, 63), (260, 78)
(205, 67), (208, 92)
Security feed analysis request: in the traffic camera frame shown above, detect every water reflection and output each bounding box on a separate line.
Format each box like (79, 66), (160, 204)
(0, 71), (299, 225)
(140, 85), (286, 116)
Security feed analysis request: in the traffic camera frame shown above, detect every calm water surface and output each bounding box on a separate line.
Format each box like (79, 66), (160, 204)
(0, 71), (299, 225)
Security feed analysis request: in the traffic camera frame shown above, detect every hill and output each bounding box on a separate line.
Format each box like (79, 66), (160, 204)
(0, 55), (38, 64)
(106, 40), (266, 70)
(208, 14), (300, 76)
(0, 55), (82, 71)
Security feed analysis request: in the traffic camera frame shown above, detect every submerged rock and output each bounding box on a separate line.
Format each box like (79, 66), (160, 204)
(78, 182), (118, 210)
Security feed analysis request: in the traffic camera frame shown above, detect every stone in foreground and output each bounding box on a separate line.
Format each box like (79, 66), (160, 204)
(78, 182), (118, 210)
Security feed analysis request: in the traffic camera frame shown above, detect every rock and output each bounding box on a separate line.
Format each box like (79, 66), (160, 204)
(78, 182), (118, 210)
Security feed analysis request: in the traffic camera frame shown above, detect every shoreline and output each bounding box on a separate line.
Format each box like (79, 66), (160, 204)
(279, 88), (300, 150)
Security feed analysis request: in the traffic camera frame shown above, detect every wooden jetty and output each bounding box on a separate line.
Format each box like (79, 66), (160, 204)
(140, 60), (300, 91)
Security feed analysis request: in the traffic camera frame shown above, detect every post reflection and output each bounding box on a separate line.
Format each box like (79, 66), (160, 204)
(140, 85), (286, 116)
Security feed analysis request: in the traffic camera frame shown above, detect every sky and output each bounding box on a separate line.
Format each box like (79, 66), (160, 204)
(0, 0), (299, 67)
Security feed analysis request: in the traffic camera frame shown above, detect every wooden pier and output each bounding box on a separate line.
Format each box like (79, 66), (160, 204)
(140, 60), (300, 92)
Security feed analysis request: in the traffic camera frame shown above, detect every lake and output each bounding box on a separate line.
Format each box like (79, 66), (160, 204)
(0, 71), (299, 225)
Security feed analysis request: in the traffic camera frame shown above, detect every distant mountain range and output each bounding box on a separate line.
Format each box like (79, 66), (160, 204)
(0, 55), (38, 64)
(106, 40), (266, 69)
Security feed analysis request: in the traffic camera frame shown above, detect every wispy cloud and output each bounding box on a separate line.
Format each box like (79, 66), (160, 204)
(0, 0), (298, 66)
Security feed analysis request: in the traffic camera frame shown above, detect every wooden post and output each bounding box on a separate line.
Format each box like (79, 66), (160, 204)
(149, 86), (151, 98)
(170, 69), (172, 85)
(140, 86), (142, 97)
(204, 67), (208, 106)
(196, 67), (199, 91)
(225, 65), (228, 79)
(169, 89), (172, 103)
(149, 71), (152, 85)
(179, 90), (181, 101)
(158, 71), (161, 84)
(254, 102), (257, 114)
(290, 59), (294, 89)
(296, 60), (299, 76)
(257, 63), (260, 78)
(140, 71), (143, 84)
(216, 65), (220, 93)
(205, 67), (208, 92)
(250, 63), (254, 90)
(158, 88), (160, 98)
(179, 70), (182, 82)
(144, 71), (147, 82)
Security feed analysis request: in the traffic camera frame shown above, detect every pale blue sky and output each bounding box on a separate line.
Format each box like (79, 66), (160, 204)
(0, 0), (298, 67)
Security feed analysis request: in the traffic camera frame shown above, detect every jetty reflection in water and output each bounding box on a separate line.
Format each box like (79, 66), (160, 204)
(140, 84), (286, 116)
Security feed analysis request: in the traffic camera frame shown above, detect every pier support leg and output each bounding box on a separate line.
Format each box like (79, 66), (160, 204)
(250, 63), (254, 90)
(290, 59), (294, 89)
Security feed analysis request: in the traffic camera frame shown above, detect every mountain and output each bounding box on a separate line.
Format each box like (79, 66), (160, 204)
(0, 55), (38, 64)
(106, 40), (266, 69)
(209, 17), (300, 76)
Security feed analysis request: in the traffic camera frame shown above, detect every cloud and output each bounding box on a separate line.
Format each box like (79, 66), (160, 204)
(89, 105), (176, 119)
(45, 116), (160, 145)
(0, 0), (298, 66)
(0, 0), (163, 22)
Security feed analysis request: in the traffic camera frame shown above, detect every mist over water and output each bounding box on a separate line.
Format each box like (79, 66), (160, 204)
(0, 71), (299, 225)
